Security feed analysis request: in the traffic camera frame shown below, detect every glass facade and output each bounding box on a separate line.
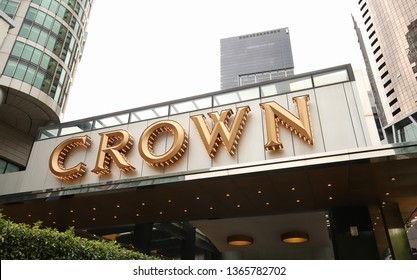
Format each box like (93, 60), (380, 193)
(220, 28), (294, 89)
(1, 0), (93, 108)
(0, 0), (20, 18)
(393, 113), (417, 142)
(0, 158), (22, 174)
(358, 0), (417, 142)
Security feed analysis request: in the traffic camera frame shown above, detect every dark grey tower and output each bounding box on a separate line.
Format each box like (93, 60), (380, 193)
(220, 27), (294, 89)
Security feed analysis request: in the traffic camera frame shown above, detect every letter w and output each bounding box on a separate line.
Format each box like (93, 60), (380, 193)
(191, 106), (250, 158)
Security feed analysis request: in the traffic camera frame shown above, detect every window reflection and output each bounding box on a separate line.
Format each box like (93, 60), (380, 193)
(170, 97), (211, 114)
(0, 158), (22, 174)
(130, 106), (169, 122)
(0, 0), (19, 18)
(94, 114), (129, 129)
(395, 117), (417, 142)
(313, 70), (349, 87)
(39, 128), (59, 139)
(213, 88), (258, 106)
(60, 121), (93, 136)
(261, 77), (312, 97)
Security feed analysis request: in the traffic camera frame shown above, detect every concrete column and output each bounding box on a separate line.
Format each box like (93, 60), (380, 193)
(381, 202), (412, 259)
(329, 206), (379, 259)
(133, 223), (153, 255)
(180, 223), (196, 260)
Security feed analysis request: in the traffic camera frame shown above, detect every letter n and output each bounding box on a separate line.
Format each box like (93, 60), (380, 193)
(260, 95), (313, 151)
(190, 106), (250, 158)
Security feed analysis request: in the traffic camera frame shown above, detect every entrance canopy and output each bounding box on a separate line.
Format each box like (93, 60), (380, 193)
(1, 140), (417, 258)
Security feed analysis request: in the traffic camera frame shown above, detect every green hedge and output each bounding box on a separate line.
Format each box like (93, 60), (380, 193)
(0, 214), (158, 260)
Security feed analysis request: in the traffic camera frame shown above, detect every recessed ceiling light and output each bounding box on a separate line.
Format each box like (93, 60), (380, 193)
(296, 199), (301, 203)
(385, 192), (390, 196)
(390, 177), (396, 181)
(227, 235), (253, 246)
(257, 190), (262, 194)
(226, 193), (230, 197)
(237, 204), (241, 208)
(28, 214), (31, 217)
(329, 196), (333, 200)
(327, 183), (332, 187)
(281, 232), (309, 244)
(48, 212), (52, 215)
(196, 196), (200, 200)
(141, 202), (146, 206)
(116, 205), (120, 208)
(70, 210), (74, 213)
(159, 211), (163, 215)
(209, 206), (214, 210)
(266, 202), (270, 205)
(92, 218), (96, 221)
(136, 213), (139, 217)
(291, 187), (296, 191)
(168, 199), (172, 203)
(72, 220), (75, 223)
(184, 209), (188, 213)
(113, 216), (117, 219)
(92, 207), (96, 211)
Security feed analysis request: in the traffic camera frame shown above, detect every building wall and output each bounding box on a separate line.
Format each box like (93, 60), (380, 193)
(0, 121), (33, 166)
(358, 0), (417, 129)
(220, 28), (294, 89)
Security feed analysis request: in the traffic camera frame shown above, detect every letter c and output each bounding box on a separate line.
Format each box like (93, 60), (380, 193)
(49, 135), (91, 180)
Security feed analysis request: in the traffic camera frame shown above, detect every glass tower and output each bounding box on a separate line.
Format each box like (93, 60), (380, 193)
(0, 0), (93, 169)
(357, 0), (417, 142)
(220, 27), (294, 89)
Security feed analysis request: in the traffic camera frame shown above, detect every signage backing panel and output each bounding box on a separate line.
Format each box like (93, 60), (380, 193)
(14, 80), (370, 194)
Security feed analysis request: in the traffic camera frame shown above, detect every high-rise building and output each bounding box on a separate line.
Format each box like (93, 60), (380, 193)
(357, 0), (417, 143)
(220, 27), (294, 89)
(0, 0), (94, 171)
(352, 16), (385, 141)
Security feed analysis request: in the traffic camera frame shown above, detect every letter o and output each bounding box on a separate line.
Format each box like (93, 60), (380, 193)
(138, 120), (188, 167)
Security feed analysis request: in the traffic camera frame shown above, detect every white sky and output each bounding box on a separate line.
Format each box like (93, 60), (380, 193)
(63, 0), (365, 121)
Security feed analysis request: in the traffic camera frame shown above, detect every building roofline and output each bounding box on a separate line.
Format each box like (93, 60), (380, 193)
(220, 27), (290, 41)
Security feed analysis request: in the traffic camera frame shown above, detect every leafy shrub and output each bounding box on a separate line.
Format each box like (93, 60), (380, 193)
(0, 214), (158, 260)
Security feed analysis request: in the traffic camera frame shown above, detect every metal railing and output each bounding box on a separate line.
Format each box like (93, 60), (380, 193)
(38, 64), (353, 140)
